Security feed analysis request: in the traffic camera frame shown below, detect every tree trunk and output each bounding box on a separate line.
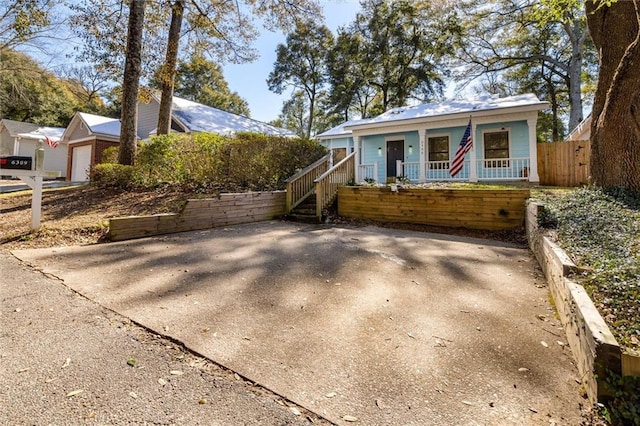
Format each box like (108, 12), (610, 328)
(586, 0), (640, 190)
(547, 76), (560, 142)
(118, 0), (146, 166)
(564, 20), (585, 133)
(157, 0), (184, 135)
(306, 90), (315, 139)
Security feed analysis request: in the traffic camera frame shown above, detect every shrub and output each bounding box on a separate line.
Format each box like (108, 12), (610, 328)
(91, 163), (137, 189)
(133, 132), (327, 192)
(100, 146), (119, 164)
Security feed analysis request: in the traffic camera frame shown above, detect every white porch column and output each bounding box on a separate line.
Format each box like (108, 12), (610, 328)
(469, 122), (478, 182)
(527, 118), (540, 182)
(419, 129), (426, 182)
(328, 140), (334, 167)
(354, 134), (361, 182)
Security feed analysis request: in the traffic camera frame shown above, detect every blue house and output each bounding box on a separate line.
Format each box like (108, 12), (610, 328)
(316, 94), (548, 183)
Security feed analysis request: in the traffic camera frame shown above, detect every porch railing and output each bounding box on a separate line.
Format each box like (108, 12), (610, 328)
(285, 153), (330, 212)
(314, 151), (356, 218)
(477, 157), (530, 180)
(395, 157), (530, 182)
(358, 162), (379, 182)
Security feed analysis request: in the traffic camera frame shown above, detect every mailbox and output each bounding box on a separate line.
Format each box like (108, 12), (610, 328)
(0, 156), (33, 170)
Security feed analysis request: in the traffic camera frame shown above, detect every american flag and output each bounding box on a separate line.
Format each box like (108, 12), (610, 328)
(44, 135), (58, 149)
(449, 119), (472, 177)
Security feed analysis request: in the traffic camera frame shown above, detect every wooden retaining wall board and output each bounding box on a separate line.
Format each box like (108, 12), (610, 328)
(526, 202), (637, 403)
(337, 187), (530, 231)
(108, 191), (286, 241)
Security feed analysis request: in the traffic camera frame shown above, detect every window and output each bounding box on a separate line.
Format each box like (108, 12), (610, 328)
(428, 135), (449, 169)
(332, 148), (347, 162)
(483, 130), (509, 167)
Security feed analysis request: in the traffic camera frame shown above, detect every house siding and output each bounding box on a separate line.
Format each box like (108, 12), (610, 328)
(137, 99), (161, 140)
(361, 131), (419, 182)
(67, 120), (91, 141)
(0, 127), (13, 156)
(17, 140), (68, 176)
(359, 121), (531, 183)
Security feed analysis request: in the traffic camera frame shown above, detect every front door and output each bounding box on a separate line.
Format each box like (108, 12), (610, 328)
(386, 140), (404, 179)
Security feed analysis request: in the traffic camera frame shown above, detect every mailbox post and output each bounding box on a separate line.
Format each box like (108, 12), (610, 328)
(0, 141), (60, 231)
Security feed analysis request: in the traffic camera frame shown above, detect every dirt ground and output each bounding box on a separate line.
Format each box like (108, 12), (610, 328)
(0, 185), (190, 248)
(0, 184), (527, 250)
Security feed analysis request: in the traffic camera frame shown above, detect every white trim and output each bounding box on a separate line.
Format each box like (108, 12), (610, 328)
(527, 118), (540, 182)
(345, 104), (547, 133)
(67, 135), (120, 144)
(426, 132), (451, 162)
(385, 137), (405, 178)
(480, 127), (512, 161)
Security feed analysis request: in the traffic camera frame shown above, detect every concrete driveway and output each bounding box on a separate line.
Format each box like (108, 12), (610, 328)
(13, 221), (584, 425)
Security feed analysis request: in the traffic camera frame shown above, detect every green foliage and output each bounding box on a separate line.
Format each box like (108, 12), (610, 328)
(173, 55), (250, 116)
(100, 146), (119, 164)
(452, 0), (595, 136)
(0, 48), (79, 126)
(604, 371), (640, 426)
(538, 188), (640, 350)
(268, 20), (334, 138)
(91, 164), (137, 189)
(539, 187), (640, 424)
(100, 133), (327, 192)
(0, 0), (57, 49)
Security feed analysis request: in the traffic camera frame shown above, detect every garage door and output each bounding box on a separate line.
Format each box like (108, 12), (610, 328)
(71, 145), (92, 181)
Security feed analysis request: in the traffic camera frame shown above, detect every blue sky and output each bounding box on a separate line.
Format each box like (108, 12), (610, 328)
(224, 0), (362, 123)
(21, 1), (362, 124)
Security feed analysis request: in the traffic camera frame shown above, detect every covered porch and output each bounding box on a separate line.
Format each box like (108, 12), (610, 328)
(359, 157), (533, 183)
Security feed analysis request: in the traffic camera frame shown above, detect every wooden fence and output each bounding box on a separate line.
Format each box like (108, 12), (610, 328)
(338, 187), (530, 231)
(537, 140), (590, 187)
(108, 191), (286, 241)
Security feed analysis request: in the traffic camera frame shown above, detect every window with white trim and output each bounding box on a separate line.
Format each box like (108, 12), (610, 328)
(428, 135), (449, 169)
(483, 130), (510, 167)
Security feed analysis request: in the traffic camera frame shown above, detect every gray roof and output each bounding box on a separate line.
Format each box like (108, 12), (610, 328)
(316, 118), (371, 139)
(1, 119), (41, 136)
(318, 94), (548, 138)
(77, 112), (121, 137)
(170, 96), (295, 137)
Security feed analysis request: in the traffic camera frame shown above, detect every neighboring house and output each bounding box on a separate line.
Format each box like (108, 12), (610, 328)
(0, 119), (67, 177)
(137, 93), (295, 140)
(317, 93), (548, 183)
(61, 112), (121, 181)
(566, 113), (591, 141)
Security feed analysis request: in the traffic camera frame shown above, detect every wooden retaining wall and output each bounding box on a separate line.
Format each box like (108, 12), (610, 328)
(526, 202), (640, 404)
(537, 140), (590, 187)
(108, 191), (286, 241)
(337, 187), (530, 231)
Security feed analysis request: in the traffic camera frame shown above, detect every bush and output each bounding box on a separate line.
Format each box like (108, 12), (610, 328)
(93, 133), (327, 192)
(132, 132), (327, 191)
(100, 146), (119, 164)
(91, 163), (137, 189)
